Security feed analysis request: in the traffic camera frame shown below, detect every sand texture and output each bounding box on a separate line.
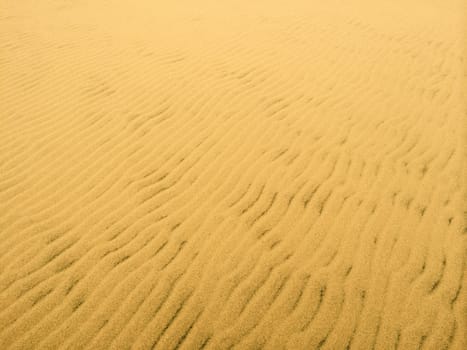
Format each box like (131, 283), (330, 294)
(1, 0), (466, 349)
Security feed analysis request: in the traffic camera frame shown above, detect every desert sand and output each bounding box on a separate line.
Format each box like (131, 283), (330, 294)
(0, 0), (466, 349)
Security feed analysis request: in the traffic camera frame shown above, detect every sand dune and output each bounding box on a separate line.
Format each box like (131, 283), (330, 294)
(0, 0), (466, 349)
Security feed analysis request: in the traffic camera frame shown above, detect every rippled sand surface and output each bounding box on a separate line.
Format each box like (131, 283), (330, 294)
(1, 0), (466, 349)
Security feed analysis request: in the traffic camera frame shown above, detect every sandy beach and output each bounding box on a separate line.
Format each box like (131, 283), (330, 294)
(0, 0), (466, 349)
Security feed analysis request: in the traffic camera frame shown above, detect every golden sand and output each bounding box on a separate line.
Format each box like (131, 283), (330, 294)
(0, 0), (466, 349)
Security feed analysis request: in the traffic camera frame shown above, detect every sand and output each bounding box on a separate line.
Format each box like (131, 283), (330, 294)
(0, 0), (466, 349)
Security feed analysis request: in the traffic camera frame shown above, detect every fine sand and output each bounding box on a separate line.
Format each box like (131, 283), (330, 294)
(0, 0), (466, 349)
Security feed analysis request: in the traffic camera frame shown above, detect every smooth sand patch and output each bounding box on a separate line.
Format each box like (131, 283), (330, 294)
(0, 0), (466, 349)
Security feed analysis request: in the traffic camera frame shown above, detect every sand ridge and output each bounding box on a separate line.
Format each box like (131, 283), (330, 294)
(0, 0), (466, 349)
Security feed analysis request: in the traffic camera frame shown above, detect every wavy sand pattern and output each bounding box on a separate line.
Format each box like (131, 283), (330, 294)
(1, 0), (466, 349)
